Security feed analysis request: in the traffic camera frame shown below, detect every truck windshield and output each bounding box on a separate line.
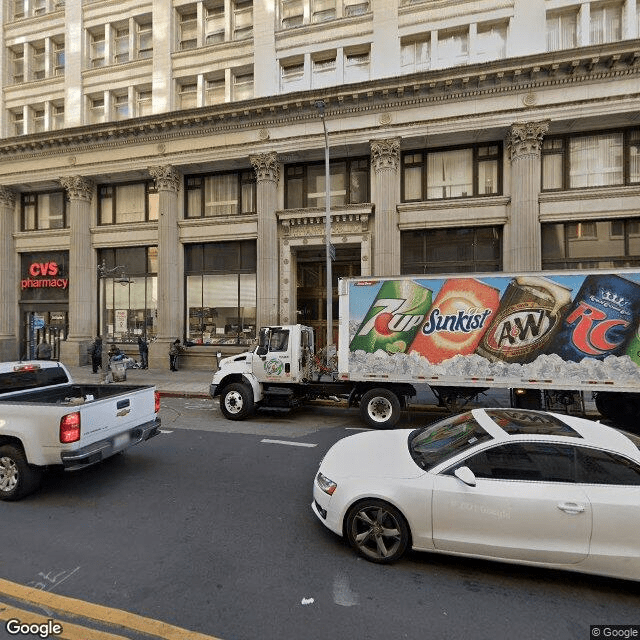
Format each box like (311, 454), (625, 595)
(408, 412), (493, 471)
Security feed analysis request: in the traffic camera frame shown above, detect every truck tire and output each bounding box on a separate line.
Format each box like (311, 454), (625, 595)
(220, 382), (254, 421)
(0, 444), (43, 501)
(359, 388), (402, 429)
(595, 392), (640, 433)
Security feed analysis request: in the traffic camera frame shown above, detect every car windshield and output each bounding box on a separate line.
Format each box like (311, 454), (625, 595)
(409, 411), (493, 471)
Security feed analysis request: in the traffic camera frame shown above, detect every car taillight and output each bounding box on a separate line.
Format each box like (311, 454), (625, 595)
(60, 412), (81, 443)
(154, 391), (160, 413)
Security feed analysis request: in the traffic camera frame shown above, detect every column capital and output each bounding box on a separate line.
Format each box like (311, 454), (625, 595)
(0, 186), (16, 208)
(507, 121), (550, 160)
(149, 165), (181, 192)
(60, 176), (94, 201)
(370, 138), (401, 172)
(250, 152), (280, 183)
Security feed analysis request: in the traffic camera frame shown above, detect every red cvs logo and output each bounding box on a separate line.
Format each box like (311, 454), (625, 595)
(565, 301), (627, 355)
(29, 262), (59, 276)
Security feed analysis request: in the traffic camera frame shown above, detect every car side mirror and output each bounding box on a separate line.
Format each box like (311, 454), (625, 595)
(454, 466), (477, 487)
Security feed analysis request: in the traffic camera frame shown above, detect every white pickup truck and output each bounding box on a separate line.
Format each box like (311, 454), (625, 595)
(0, 360), (161, 500)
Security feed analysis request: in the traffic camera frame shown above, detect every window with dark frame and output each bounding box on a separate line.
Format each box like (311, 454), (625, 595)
(184, 170), (256, 218)
(284, 157), (370, 209)
(542, 128), (640, 191)
(98, 181), (158, 225)
(21, 191), (67, 231)
(401, 143), (502, 202)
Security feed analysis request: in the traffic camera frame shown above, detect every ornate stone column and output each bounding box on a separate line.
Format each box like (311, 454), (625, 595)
(0, 187), (18, 361)
(370, 138), (401, 276)
(250, 152), (280, 327)
(148, 165), (181, 369)
(59, 176), (95, 366)
(505, 121), (549, 271)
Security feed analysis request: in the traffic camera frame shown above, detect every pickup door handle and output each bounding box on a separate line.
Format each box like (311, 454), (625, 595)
(117, 399), (130, 409)
(557, 502), (586, 515)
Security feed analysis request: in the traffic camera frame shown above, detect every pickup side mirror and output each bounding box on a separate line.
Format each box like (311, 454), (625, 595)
(453, 466), (477, 487)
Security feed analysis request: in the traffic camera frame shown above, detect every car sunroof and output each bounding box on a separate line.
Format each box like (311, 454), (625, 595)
(484, 409), (582, 438)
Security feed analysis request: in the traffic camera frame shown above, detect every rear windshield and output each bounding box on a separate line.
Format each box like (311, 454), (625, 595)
(409, 411), (493, 471)
(0, 365), (69, 395)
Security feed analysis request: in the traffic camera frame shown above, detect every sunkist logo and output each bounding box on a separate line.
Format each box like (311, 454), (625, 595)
(421, 307), (492, 335)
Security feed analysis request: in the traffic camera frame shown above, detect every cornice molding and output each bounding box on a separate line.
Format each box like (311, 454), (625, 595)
(397, 196), (511, 213)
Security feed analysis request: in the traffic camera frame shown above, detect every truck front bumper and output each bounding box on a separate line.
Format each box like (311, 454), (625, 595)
(60, 417), (161, 470)
(209, 383), (218, 398)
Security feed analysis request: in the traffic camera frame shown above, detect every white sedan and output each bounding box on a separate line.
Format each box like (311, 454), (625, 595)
(312, 408), (640, 581)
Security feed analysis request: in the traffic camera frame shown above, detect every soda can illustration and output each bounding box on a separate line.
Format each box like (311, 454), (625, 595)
(349, 280), (432, 354)
(625, 321), (640, 366)
(545, 274), (640, 363)
(476, 276), (572, 364)
(408, 278), (500, 364)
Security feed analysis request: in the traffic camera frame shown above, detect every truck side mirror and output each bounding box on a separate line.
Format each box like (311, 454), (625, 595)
(256, 346), (267, 356)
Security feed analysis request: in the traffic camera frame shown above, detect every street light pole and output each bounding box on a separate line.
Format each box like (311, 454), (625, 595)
(315, 100), (333, 361)
(97, 261), (128, 382)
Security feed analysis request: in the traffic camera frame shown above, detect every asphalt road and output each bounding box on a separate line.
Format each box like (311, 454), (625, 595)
(0, 398), (638, 640)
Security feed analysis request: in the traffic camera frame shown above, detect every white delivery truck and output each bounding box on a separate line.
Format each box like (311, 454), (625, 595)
(210, 270), (640, 431)
(0, 360), (161, 500)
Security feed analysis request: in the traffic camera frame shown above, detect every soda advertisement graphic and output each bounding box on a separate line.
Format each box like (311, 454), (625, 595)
(347, 272), (640, 387)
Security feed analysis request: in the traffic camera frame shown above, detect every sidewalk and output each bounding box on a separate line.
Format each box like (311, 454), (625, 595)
(66, 364), (212, 398)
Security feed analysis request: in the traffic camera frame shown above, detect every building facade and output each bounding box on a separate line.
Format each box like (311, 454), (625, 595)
(0, 0), (638, 368)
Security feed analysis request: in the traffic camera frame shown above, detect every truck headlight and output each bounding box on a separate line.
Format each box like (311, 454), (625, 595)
(316, 472), (337, 496)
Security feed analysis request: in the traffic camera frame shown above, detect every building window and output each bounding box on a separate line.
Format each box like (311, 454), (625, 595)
(546, 9), (578, 51)
(344, 47), (370, 83)
(98, 246), (158, 343)
(12, 47), (24, 84)
(98, 182), (158, 225)
(312, 51), (337, 87)
(33, 0), (45, 15)
(114, 26), (130, 63)
(233, 0), (253, 39)
(233, 71), (253, 100)
(542, 218), (640, 269)
(52, 104), (64, 130)
(32, 44), (45, 80)
(205, 76), (225, 105)
(402, 144), (501, 201)
(90, 29), (105, 68)
(437, 28), (468, 67)
(475, 22), (507, 62)
(542, 129), (639, 190)
(53, 40), (65, 75)
(33, 108), (45, 133)
(21, 191), (67, 231)
(312, 0), (335, 23)
(90, 96), (105, 124)
(179, 9), (198, 50)
(281, 0), (303, 28)
(12, 110), (24, 136)
(344, 0), (369, 17)
(205, 1), (225, 44)
(401, 36), (430, 72)
(113, 93), (129, 120)
(401, 227), (503, 274)
(185, 171), (256, 218)
(179, 82), (198, 109)
(185, 241), (257, 346)
(136, 18), (153, 59)
(590, 2), (622, 45)
(137, 89), (152, 116)
(285, 158), (369, 209)
(281, 58), (305, 90)
(13, 0), (25, 19)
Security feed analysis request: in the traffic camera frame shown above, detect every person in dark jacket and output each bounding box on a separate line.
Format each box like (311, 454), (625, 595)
(36, 338), (52, 360)
(137, 336), (149, 369)
(169, 339), (182, 371)
(90, 336), (102, 373)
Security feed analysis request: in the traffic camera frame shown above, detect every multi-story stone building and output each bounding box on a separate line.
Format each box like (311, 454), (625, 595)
(0, 0), (638, 368)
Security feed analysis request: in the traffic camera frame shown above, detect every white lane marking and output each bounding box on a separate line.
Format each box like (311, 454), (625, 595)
(260, 439), (317, 448)
(159, 429), (173, 434)
(345, 427), (371, 431)
(333, 571), (359, 607)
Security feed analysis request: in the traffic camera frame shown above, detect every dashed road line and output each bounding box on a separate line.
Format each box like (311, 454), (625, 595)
(260, 439), (317, 448)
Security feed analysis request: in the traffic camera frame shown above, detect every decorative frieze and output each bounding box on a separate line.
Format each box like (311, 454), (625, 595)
(60, 176), (94, 201)
(0, 186), (16, 208)
(507, 121), (550, 160)
(370, 138), (401, 172)
(149, 165), (181, 192)
(250, 152), (280, 183)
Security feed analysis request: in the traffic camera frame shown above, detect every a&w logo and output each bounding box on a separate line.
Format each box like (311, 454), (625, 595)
(486, 307), (555, 352)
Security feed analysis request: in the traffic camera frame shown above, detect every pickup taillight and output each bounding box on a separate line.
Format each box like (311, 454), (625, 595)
(154, 391), (160, 413)
(60, 412), (81, 443)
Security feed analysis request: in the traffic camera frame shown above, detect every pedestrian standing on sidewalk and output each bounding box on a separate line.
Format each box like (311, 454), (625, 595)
(36, 338), (52, 360)
(137, 336), (149, 369)
(90, 336), (102, 373)
(169, 339), (182, 372)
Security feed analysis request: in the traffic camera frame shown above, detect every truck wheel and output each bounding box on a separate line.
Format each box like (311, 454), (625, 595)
(0, 445), (42, 501)
(595, 392), (640, 433)
(360, 389), (401, 429)
(220, 383), (254, 421)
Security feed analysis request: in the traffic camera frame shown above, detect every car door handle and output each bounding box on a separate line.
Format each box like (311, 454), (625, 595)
(557, 502), (586, 514)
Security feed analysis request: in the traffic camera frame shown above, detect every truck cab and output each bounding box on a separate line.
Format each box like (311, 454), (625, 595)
(253, 325), (314, 384)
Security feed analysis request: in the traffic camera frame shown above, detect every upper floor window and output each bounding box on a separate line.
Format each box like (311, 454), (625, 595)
(402, 144), (502, 201)
(344, 0), (369, 16)
(542, 129), (639, 191)
(98, 182), (158, 225)
(90, 95), (105, 124)
(32, 43), (46, 80)
(12, 109), (24, 136)
(546, 9), (578, 51)
(437, 28), (468, 67)
(114, 92), (129, 120)
(205, 1), (225, 44)
(185, 171), (256, 218)
(11, 47), (24, 84)
(590, 2), (622, 44)
(179, 10), (198, 50)
(21, 191), (67, 231)
(312, 0), (335, 23)
(401, 36), (430, 72)
(285, 157), (369, 209)
(136, 89), (152, 116)
(114, 27), (130, 63)
(233, 71), (253, 100)
(475, 22), (507, 62)
(206, 76), (225, 105)
(312, 51), (337, 88)
(52, 103), (64, 129)
(33, 108), (45, 133)
(136, 19), (153, 58)
(53, 40), (65, 75)
(179, 82), (198, 109)
(233, 0), (253, 39)
(281, 57), (305, 90)
(281, 0), (303, 28)
(344, 47), (370, 83)
(90, 29), (105, 67)
(11, 0), (62, 19)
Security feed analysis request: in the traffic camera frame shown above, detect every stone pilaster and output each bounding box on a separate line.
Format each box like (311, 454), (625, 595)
(370, 138), (401, 276)
(505, 121), (549, 271)
(250, 152), (280, 328)
(148, 165), (181, 369)
(0, 187), (18, 360)
(59, 176), (95, 366)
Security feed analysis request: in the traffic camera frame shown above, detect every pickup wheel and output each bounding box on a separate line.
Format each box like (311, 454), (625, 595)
(0, 445), (43, 501)
(220, 383), (254, 421)
(359, 389), (401, 429)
